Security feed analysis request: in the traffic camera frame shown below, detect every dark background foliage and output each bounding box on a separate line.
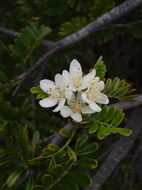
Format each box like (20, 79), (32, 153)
(0, 0), (142, 189)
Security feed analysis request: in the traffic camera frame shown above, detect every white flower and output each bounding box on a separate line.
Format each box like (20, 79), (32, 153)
(39, 74), (72, 112)
(60, 93), (95, 122)
(62, 59), (96, 92)
(82, 81), (109, 111)
(38, 58), (109, 122)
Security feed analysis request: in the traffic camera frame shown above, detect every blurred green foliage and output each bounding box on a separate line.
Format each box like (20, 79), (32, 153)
(0, 0), (142, 189)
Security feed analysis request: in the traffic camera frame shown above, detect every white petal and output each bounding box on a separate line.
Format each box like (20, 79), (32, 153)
(40, 79), (55, 93)
(69, 59), (82, 75)
(71, 112), (82, 122)
(88, 101), (102, 112)
(65, 89), (72, 99)
(95, 93), (109, 104)
(39, 97), (58, 108)
(62, 70), (70, 83)
(76, 92), (84, 105)
(81, 106), (95, 114)
(80, 69), (96, 90)
(81, 93), (89, 103)
(53, 99), (66, 112)
(55, 74), (67, 89)
(67, 93), (75, 105)
(93, 81), (105, 91)
(60, 106), (72, 118)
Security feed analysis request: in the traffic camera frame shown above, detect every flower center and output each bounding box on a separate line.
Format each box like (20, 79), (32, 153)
(86, 88), (100, 101)
(70, 99), (84, 112)
(51, 88), (65, 99)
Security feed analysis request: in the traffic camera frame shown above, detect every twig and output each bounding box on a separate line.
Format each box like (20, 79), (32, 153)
(95, 19), (142, 32)
(111, 19), (142, 28)
(35, 124), (73, 146)
(16, 171), (30, 186)
(85, 107), (142, 190)
(12, 0), (142, 95)
(0, 27), (19, 37)
(111, 94), (142, 110)
(0, 27), (54, 48)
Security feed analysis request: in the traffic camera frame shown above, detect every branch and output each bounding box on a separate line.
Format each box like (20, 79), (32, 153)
(53, 0), (142, 48)
(1, 19), (142, 50)
(0, 27), (54, 48)
(12, 0), (142, 95)
(85, 107), (142, 190)
(35, 124), (73, 146)
(111, 94), (142, 110)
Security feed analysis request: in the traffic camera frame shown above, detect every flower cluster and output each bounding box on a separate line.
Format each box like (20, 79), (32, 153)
(39, 59), (109, 122)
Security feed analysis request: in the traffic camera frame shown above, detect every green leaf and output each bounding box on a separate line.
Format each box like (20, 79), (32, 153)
(32, 130), (40, 144)
(118, 128), (132, 136)
(96, 106), (108, 120)
(104, 77), (136, 101)
(48, 157), (56, 173)
(91, 106), (125, 139)
(31, 86), (42, 94)
(94, 56), (106, 81)
(89, 0), (115, 19)
(48, 144), (60, 152)
(64, 159), (74, 171)
(67, 146), (77, 161)
(77, 143), (98, 156)
(112, 128), (132, 136)
(0, 98), (22, 120)
(68, 170), (92, 187)
(42, 144), (59, 155)
(104, 106), (116, 123)
(111, 110), (125, 127)
(59, 128), (72, 137)
(0, 70), (9, 83)
(36, 93), (48, 99)
(97, 125), (105, 140)
(76, 158), (98, 169)
(41, 174), (53, 186)
(59, 17), (87, 37)
(31, 86), (48, 99)
(33, 185), (44, 190)
(20, 125), (29, 157)
(26, 176), (33, 190)
(88, 123), (99, 134)
(54, 151), (67, 163)
(10, 22), (51, 64)
(60, 177), (79, 190)
(114, 113), (125, 127)
(75, 135), (88, 152)
(6, 169), (24, 187)
(52, 164), (64, 177)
